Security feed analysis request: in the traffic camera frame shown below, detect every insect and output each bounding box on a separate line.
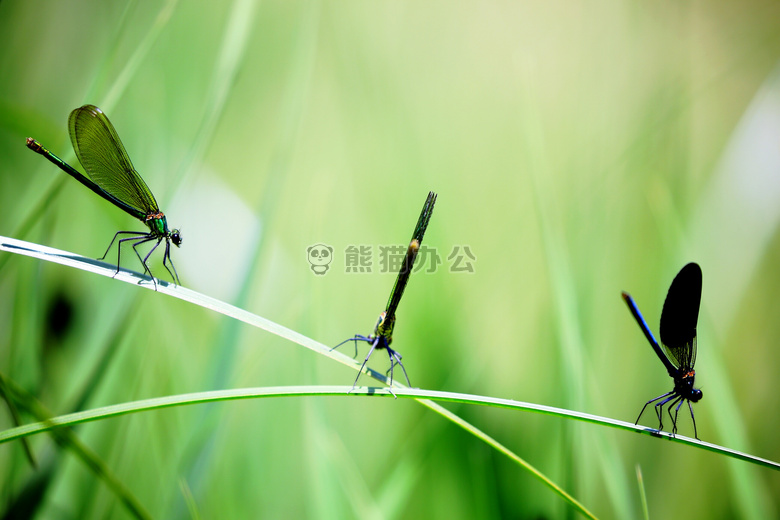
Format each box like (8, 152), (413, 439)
(334, 191), (437, 392)
(27, 105), (181, 289)
(621, 262), (703, 439)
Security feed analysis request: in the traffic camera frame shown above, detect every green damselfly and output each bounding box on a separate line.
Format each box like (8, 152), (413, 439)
(27, 105), (181, 289)
(335, 191), (437, 391)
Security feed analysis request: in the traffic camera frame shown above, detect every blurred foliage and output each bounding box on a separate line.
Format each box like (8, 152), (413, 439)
(2, 0), (780, 518)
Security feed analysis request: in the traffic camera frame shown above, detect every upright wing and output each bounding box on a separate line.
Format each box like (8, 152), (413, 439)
(68, 105), (159, 216)
(384, 191), (437, 321)
(659, 262), (702, 369)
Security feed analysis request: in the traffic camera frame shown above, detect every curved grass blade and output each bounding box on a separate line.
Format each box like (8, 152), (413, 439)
(0, 386), (603, 518)
(2, 386), (777, 472)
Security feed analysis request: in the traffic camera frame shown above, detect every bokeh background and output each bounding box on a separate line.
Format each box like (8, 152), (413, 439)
(2, 1), (780, 518)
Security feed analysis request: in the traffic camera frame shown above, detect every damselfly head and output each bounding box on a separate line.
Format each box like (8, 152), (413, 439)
(171, 229), (182, 247)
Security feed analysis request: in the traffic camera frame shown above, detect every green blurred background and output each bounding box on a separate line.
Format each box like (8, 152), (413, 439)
(2, 1), (780, 518)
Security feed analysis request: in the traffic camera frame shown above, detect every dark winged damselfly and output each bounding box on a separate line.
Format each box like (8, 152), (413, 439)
(622, 262), (703, 439)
